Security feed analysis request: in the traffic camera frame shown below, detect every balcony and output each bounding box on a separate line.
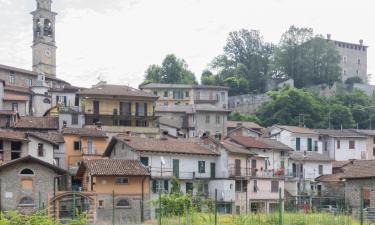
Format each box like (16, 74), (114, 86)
(228, 165), (285, 178)
(84, 113), (157, 126)
(150, 167), (211, 180)
(59, 106), (83, 113)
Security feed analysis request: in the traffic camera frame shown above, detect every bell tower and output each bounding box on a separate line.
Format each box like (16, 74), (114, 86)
(31, 0), (57, 77)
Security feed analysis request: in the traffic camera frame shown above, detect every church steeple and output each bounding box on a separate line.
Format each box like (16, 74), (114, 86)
(31, 0), (57, 77)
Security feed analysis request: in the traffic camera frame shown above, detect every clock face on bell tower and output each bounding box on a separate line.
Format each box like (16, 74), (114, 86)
(31, 0), (57, 77)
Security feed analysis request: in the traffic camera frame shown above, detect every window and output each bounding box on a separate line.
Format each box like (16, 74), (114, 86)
(136, 120), (147, 127)
(140, 157), (149, 166)
(343, 56), (347, 63)
(296, 137), (301, 151)
(9, 74), (15, 84)
(314, 141), (318, 151)
(358, 58), (361, 65)
(349, 140), (355, 149)
(115, 177), (129, 184)
(185, 91), (189, 97)
(198, 161), (205, 173)
(215, 115), (220, 124)
(152, 180), (168, 193)
(271, 181), (279, 193)
(26, 79), (32, 87)
(235, 180), (247, 192)
(20, 168), (34, 176)
(12, 103), (18, 112)
(56, 96), (67, 106)
(337, 140), (340, 149)
(197, 183), (208, 194)
(186, 182), (194, 193)
(116, 199), (130, 208)
(38, 143), (44, 157)
(11, 141), (22, 160)
(373, 137), (375, 144)
(164, 91), (168, 97)
(356, 70), (359, 76)
(153, 91), (158, 96)
(73, 141), (81, 151)
(71, 113), (79, 125)
(307, 138), (312, 151)
(205, 115), (210, 124)
(318, 165), (323, 175)
(98, 200), (104, 208)
(373, 148), (375, 156)
(343, 69), (347, 76)
(19, 197), (34, 205)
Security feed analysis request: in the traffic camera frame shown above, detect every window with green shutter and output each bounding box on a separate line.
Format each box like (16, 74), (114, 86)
(307, 138), (312, 151)
(198, 161), (205, 173)
(296, 138), (301, 151)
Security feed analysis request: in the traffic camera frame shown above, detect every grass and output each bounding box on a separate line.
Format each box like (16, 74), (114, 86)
(143, 212), (372, 225)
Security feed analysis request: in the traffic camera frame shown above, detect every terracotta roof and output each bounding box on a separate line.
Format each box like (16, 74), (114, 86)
(3, 94), (29, 101)
(228, 136), (292, 151)
(315, 129), (366, 138)
(14, 116), (59, 130)
(158, 116), (184, 129)
(81, 159), (150, 176)
(4, 85), (31, 94)
(316, 173), (344, 182)
(221, 140), (256, 155)
(350, 129), (375, 136)
(274, 125), (318, 135)
(104, 136), (219, 156)
(227, 121), (263, 129)
(80, 83), (156, 98)
(27, 132), (64, 145)
(289, 151), (332, 162)
(341, 160), (375, 179)
(0, 155), (67, 174)
(62, 128), (107, 138)
(333, 160), (350, 168)
(0, 131), (28, 141)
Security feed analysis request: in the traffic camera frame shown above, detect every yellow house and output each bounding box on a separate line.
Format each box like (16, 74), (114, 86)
(79, 82), (158, 128)
(76, 159), (150, 223)
(62, 127), (108, 169)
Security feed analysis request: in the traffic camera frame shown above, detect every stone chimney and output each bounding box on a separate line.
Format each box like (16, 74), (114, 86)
(359, 39), (364, 46)
(160, 130), (168, 140)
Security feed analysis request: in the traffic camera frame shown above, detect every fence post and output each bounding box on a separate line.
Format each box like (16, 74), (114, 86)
(360, 187), (364, 225)
(72, 190), (76, 219)
(38, 191), (41, 210)
(215, 189), (218, 225)
(279, 188), (283, 225)
(112, 190), (115, 225)
(159, 186), (162, 225)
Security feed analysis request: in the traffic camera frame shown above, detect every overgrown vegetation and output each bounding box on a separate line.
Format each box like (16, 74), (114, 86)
(0, 210), (86, 225)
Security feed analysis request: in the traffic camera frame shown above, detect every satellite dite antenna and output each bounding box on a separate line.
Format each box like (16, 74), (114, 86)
(160, 156), (166, 165)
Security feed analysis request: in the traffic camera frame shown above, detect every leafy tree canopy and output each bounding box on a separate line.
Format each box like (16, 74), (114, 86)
(142, 54), (197, 85)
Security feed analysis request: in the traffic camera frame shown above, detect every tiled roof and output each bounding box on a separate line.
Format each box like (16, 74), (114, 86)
(49, 85), (81, 93)
(332, 160), (350, 168)
(316, 173), (344, 182)
(221, 140), (256, 155)
(158, 117), (184, 129)
(83, 159), (150, 176)
(315, 129), (366, 138)
(14, 116), (59, 130)
(28, 132), (64, 145)
(227, 121), (263, 129)
(318, 160), (375, 180)
(274, 125), (318, 135)
(106, 136), (219, 156)
(62, 128), (107, 138)
(228, 136), (292, 151)
(350, 129), (375, 136)
(4, 85), (31, 94)
(0, 155), (67, 174)
(80, 84), (156, 98)
(289, 151), (332, 162)
(0, 131), (28, 141)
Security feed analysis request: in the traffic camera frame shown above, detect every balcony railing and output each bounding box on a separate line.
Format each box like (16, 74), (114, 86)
(194, 97), (219, 104)
(150, 167), (211, 179)
(228, 165), (285, 178)
(59, 106), (83, 113)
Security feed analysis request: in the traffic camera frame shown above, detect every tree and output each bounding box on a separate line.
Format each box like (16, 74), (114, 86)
(142, 54), (197, 85)
(272, 26), (341, 88)
(328, 104), (355, 129)
(205, 29), (274, 95)
(256, 86), (325, 128)
(229, 110), (260, 124)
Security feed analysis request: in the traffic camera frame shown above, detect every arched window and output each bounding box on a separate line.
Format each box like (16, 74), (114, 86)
(44, 19), (53, 37)
(116, 199), (130, 208)
(20, 168), (34, 176)
(19, 197), (34, 205)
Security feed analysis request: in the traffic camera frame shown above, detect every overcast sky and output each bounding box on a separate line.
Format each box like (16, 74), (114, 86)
(0, 0), (373, 88)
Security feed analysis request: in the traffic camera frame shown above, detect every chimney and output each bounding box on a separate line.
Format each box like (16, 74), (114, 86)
(349, 159), (355, 164)
(359, 39), (364, 46)
(327, 34), (331, 40)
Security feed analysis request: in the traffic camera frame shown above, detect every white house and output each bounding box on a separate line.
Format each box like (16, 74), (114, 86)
(315, 129), (368, 161)
(269, 125), (321, 153)
(286, 151), (332, 203)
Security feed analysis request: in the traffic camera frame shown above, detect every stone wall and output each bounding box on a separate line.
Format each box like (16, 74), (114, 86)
(345, 178), (375, 218)
(228, 94), (270, 115)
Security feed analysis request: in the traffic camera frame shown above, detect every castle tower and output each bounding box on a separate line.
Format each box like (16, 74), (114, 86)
(31, 0), (57, 77)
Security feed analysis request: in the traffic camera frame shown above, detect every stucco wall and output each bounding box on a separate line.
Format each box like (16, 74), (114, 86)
(28, 137), (54, 164)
